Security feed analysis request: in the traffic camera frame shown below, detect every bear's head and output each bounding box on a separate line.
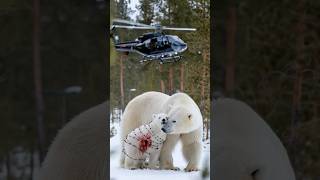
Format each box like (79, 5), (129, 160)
(163, 105), (202, 134)
(151, 113), (169, 133)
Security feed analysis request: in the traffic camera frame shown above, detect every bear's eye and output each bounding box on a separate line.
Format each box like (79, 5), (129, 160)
(172, 120), (176, 123)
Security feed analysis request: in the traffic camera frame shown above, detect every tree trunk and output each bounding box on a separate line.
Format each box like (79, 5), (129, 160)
(313, 101), (318, 120)
(29, 145), (34, 180)
(61, 95), (67, 126)
(159, 65), (165, 93)
(201, 67), (205, 107)
(291, 64), (303, 132)
(6, 151), (11, 180)
(225, 6), (237, 96)
(168, 1), (171, 24)
(313, 51), (319, 120)
(33, 0), (46, 163)
(120, 55), (124, 110)
(168, 66), (174, 95)
(290, 0), (305, 175)
(180, 63), (184, 91)
(201, 50), (209, 140)
(206, 118), (209, 140)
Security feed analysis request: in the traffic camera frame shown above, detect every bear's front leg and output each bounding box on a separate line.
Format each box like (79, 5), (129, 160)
(124, 156), (142, 170)
(181, 128), (202, 172)
(147, 151), (160, 169)
(182, 141), (201, 171)
(160, 134), (180, 171)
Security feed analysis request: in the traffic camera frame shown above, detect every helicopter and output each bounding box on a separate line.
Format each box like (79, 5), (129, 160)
(110, 19), (196, 64)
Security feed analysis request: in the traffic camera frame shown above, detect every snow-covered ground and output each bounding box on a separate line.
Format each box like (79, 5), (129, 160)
(110, 128), (210, 180)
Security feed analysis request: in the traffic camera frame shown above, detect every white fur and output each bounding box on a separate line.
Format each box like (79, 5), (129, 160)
(213, 98), (295, 180)
(120, 91), (203, 171)
(35, 102), (107, 180)
(123, 113), (167, 169)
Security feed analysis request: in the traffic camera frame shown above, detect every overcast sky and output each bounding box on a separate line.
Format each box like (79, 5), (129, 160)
(128, 0), (139, 20)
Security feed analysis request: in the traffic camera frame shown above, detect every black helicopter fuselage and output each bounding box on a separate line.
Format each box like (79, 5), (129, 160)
(114, 32), (187, 61)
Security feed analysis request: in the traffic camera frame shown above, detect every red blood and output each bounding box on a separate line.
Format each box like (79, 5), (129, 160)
(138, 133), (152, 153)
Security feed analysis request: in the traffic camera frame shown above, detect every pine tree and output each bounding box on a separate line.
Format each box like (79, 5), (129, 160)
(137, 0), (156, 24)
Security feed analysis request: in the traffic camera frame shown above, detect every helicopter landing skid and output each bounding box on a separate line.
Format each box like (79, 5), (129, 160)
(139, 58), (151, 64)
(159, 56), (182, 64)
(139, 56), (182, 64)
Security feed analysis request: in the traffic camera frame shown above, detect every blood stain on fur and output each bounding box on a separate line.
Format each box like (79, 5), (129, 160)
(138, 133), (152, 153)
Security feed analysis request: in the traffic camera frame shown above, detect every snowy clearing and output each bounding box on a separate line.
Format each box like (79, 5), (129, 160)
(110, 131), (210, 180)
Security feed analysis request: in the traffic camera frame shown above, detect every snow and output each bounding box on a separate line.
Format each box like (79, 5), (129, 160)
(110, 128), (210, 180)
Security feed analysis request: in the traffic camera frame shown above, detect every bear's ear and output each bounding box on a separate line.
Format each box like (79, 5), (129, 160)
(188, 114), (192, 120)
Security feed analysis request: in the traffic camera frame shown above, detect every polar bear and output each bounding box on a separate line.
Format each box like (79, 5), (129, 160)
(123, 113), (168, 169)
(213, 98), (296, 180)
(34, 102), (107, 180)
(120, 91), (203, 171)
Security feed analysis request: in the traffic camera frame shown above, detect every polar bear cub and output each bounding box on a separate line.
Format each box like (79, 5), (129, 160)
(122, 113), (170, 169)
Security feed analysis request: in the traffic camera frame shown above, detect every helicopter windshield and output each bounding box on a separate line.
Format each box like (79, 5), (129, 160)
(168, 35), (185, 46)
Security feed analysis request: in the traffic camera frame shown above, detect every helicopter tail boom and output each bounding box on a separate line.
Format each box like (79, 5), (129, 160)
(114, 42), (137, 52)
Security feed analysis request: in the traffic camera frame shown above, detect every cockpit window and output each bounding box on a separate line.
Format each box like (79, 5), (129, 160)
(168, 36), (185, 46)
(172, 36), (183, 41)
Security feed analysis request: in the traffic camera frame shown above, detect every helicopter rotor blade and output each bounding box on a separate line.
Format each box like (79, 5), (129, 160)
(112, 19), (150, 27)
(113, 25), (156, 30)
(112, 19), (197, 32)
(162, 27), (197, 31)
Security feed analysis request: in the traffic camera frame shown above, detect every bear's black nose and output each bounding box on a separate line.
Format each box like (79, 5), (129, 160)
(162, 119), (166, 122)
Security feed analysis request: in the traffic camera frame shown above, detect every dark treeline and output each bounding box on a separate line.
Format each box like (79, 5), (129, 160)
(0, 0), (107, 179)
(214, 0), (320, 179)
